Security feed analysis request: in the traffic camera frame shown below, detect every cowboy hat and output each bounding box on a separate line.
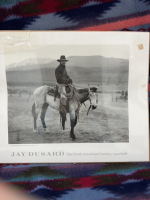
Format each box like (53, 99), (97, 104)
(57, 55), (68, 62)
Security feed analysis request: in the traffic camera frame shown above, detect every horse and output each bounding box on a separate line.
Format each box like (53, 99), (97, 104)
(32, 84), (99, 140)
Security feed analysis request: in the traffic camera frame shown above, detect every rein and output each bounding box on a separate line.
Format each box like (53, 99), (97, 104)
(65, 85), (74, 99)
(59, 84), (98, 117)
(87, 91), (98, 115)
(64, 85), (81, 120)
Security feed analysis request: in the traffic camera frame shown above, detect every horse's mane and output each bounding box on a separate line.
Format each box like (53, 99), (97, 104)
(76, 87), (97, 94)
(76, 88), (88, 94)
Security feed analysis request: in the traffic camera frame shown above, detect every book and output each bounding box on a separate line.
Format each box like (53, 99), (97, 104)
(0, 31), (149, 163)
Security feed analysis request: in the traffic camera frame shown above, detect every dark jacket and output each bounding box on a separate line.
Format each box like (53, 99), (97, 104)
(55, 64), (71, 84)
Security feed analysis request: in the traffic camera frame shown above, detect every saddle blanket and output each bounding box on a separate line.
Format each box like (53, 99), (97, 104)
(47, 84), (73, 98)
(46, 85), (60, 98)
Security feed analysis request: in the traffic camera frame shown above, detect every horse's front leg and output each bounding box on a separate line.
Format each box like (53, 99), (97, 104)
(40, 103), (49, 133)
(32, 103), (41, 132)
(70, 110), (76, 140)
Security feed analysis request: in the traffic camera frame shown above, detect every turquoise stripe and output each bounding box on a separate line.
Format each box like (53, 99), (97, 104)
(3, 164), (67, 169)
(5, 174), (67, 182)
(0, 0), (33, 7)
(94, 166), (148, 176)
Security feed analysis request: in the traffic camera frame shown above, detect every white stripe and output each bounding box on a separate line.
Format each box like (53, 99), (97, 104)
(25, 13), (78, 30)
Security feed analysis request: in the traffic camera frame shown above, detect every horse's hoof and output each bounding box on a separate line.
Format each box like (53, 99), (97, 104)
(43, 128), (49, 133)
(71, 135), (76, 140)
(33, 129), (37, 133)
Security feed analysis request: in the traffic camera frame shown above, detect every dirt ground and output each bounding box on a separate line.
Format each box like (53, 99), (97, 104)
(8, 93), (129, 144)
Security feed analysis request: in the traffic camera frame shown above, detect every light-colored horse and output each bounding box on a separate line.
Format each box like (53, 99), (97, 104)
(32, 85), (98, 140)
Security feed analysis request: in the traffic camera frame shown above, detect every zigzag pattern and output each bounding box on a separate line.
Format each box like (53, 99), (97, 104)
(1, 163), (150, 199)
(0, 0), (149, 30)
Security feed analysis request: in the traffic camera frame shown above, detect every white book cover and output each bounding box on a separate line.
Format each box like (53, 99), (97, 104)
(0, 31), (149, 163)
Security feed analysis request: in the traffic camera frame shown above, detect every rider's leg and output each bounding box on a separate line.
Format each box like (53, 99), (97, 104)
(59, 85), (67, 123)
(60, 94), (67, 120)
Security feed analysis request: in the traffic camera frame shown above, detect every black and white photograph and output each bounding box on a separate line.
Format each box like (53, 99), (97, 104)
(0, 31), (149, 163)
(6, 43), (129, 144)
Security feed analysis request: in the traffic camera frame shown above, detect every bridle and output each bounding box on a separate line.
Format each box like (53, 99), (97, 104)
(88, 91), (98, 105)
(66, 84), (98, 115)
(87, 85), (99, 115)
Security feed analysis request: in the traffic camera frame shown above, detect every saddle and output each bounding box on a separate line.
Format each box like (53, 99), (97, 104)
(46, 85), (60, 98)
(47, 84), (74, 113)
(47, 84), (73, 99)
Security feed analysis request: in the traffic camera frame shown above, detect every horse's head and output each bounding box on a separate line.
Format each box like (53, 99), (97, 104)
(87, 85), (99, 115)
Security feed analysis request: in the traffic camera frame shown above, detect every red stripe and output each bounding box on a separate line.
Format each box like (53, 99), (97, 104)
(148, 84), (150, 92)
(8, 174), (126, 191)
(79, 14), (150, 31)
(8, 169), (150, 191)
(0, 0), (62, 21)
(11, 0), (61, 17)
(75, 174), (126, 188)
(0, 8), (9, 22)
(32, 0), (118, 14)
(38, 0), (118, 12)
(0, 0), (117, 21)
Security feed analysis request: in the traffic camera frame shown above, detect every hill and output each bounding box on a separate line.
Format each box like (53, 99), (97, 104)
(6, 56), (129, 87)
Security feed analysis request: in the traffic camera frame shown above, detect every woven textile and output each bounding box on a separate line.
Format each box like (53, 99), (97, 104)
(0, 0), (149, 30)
(0, 0), (150, 199)
(1, 163), (150, 199)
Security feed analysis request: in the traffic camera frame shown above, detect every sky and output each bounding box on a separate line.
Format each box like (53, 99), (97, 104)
(4, 44), (129, 67)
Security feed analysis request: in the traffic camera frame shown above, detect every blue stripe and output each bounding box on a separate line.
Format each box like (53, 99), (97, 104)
(0, 16), (39, 30)
(54, 1), (119, 29)
(3, 163), (68, 169)
(99, 0), (150, 20)
(93, 179), (150, 196)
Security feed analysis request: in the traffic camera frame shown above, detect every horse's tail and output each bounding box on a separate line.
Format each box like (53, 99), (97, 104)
(32, 103), (35, 117)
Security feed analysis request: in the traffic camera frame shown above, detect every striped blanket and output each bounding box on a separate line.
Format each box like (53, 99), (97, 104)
(0, 0), (150, 31)
(1, 163), (150, 199)
(0, 0), (150, 199)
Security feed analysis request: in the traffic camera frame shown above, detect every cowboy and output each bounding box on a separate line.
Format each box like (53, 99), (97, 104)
(55, 55), (73, 120)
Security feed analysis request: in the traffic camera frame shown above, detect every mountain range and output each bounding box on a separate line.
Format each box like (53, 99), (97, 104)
(6, 56), (129, 87)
